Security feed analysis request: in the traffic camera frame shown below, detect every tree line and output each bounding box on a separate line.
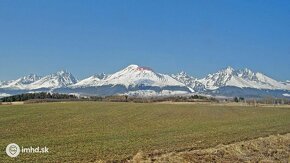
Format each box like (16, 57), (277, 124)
(0, 92), (77, 102)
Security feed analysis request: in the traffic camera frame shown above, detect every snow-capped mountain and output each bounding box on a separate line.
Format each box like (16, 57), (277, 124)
(198, 67), (290, 90)
(71, 73), (107, 87)
(0, 65), (290, 98)
(68, 65), (191, 96)
(73, 65), (186, 88)
(171, 71), (205, 92)
(0, 74), (41, 89)
(27, 70), (77, 89)
(99, 64), (185, 87)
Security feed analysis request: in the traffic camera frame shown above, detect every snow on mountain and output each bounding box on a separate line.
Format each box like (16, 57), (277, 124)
(27, 70), (77, 89)
(123, 90), (189, 97)
(0, 93), (11, 98)
(171, 71), (196, 86)
(171, 71), (205, 92)
(0, 80), (12, 87)
(283, 93), (290, 97)
(71, 73), (107, 87)
(0, 74), (41, 89)
(199, 67), (290, 90)
(199, 66), (235, 90)
(282, 80), (290, 85)
(1, 65), (289, 98)
(101, 64), (186, 87)
(74, 65), (186, 88)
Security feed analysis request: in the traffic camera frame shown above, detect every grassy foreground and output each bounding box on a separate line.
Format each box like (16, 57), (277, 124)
(0, 102), (290, 162)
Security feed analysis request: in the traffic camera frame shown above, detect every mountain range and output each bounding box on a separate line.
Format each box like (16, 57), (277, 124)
(1, 64), (290, 98)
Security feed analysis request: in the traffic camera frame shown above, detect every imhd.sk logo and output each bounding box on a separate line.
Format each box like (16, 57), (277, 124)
(5, 143), (49, 158)
(6, 143), (20, 158)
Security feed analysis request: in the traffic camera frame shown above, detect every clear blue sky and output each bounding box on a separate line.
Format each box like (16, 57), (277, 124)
(0, 0), (290, 81)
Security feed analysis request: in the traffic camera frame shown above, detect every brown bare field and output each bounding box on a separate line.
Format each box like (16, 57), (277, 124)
(131, 133), (290, 162)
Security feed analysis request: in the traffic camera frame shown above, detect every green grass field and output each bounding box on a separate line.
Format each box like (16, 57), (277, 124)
(0, 102), (290, 162)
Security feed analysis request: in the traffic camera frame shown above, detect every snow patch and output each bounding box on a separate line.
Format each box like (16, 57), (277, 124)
(123, 90), (189, 97)
(0, 93), (11, 98)
(283, 93), (290, 97)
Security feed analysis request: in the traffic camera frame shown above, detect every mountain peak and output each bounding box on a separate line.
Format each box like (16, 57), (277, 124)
(178, 71), (187, 76)
(0, 73), (42, 89)
(71, 73), (106, 87)
(137, 66), (154, 72)
(223, 66), (235, 73)
(20, 74), (42, 84)
(244, 68), (251, 72)
(93, 73), (107, 80)
(240, 68), (254, 74)
(173, 71), (194, 79)
(26, 70), (77, 89)
(27, 73), (38, 77)
(95, 64), (185, 88)
(199, 66), (290, 90)
(124, 64), (154, 72)
(126, 64), (139, 69)
(55, 70), (70, 75)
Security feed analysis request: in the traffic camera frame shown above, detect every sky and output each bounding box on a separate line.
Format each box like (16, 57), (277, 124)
(0, 0), (290, 81)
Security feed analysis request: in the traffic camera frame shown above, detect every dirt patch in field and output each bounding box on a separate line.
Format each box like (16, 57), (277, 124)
(129, 133), (290, 163)
(156, 101), (290, 108)
(0, 101), (24, 105)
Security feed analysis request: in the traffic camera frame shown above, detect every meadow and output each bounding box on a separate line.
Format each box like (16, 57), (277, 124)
(0, 102), (290, 162)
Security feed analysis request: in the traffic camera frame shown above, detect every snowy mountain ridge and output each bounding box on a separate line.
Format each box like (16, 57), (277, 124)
(0, 65), (290, 98)
(0, 74), (41, 89)
(71, 73), (107, 88)
(0, 70), (77, 90)
(27, 70), (78, 89)
(196, 67), (290, 90)
(171, 71), (204, 92)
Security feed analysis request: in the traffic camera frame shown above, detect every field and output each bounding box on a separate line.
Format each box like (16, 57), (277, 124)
(0, 102), (290, 162)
